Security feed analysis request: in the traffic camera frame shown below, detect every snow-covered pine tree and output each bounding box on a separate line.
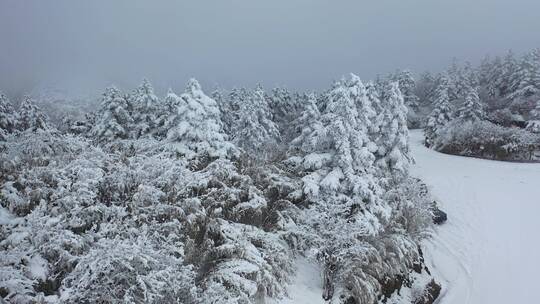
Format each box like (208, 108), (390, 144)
(164, 78), (235, 161)
(289, 92), (323, 154)
(377, 81), (410, 173)
(286, 75), (432, 304)
(479, 55), (507, 99)
(393, 70), (421, 128)
(231, 86), (281, 161)
(415, 71), (438, 107)
(509, 48), (540, 99)
(499, 50), (520, 97)
(17, 95), (49, 132)
(0, 92), (16, 139)
(130, 79), (161, 138)
(424, 76), (452, 147)
(90, 86), (133, 142)
(153, 88), (181, 138)
(268, 87), (302, 141)
(455, 86), (485, 121)
(218, 87), (247, 136)
(287, 75), (381, 220)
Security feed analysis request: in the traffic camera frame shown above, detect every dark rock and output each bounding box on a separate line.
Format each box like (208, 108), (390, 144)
(414, 279), (442, 304)
(379, 275), (405, 300)
(431, 201), (447, 225)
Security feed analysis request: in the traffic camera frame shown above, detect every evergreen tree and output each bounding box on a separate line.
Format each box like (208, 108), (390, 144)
(456, 86), (485, 121)
(164, 78), (234, 160)
(289, 92), (322, 152)
(131, 79), (161, 138)
(415, 71), (438, 107)
(393, 70), (421, 128)
(91, 86), (133, 142)
(424, 76), (452, 147)
(268, 87), (301, 140)
(219, 87), (247, 135)
(510, 49), (540, 99)
(0, 92), (16, 139)
(288, 75), (378, 202)
(231, 86), (281, 160)
(154, 88), (181, 138)
(377, 82), (410, 173)
(17, 95), (49, 132)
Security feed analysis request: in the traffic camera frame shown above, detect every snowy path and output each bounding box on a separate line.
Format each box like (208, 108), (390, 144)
(409, 129), (540, 303)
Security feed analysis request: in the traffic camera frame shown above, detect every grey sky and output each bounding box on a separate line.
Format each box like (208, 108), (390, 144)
(1, 0), (539, 96)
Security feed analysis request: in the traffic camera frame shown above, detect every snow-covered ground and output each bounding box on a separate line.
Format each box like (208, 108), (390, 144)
(410, 129), (540, 303)
(274, 257), (325, 304)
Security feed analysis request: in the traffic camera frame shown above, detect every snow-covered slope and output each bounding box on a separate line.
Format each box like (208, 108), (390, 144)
(410, 129), (540, 303)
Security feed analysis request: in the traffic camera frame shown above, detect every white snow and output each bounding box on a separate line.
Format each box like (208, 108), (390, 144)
(28, 255), (49, 281)
(274, 257), (325, 304)
(409, 129), (540, 303)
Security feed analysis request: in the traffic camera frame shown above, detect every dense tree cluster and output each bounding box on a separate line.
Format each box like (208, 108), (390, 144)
(0, 74), (435, 304)
(415, 48), (540, 160)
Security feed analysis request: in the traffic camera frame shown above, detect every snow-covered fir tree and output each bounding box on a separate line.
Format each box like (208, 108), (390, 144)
(268, 87), (302, 141)
(393, 70), (421, 127)
(90, 86), (133, 142)
(218, 87), (247, 135)
(377, 82), (410, 173)
(424, 76), (453, 147)
(154, 88), (182, 138)
(509, 48), (540, 99)
(0, 92), (16, 139)
(16, 95), (49, 132)
(230, 86), (281, 161)
(131, 79), (161, 138)
(455, 86), (485, 121)
(164, 78), (235, 161)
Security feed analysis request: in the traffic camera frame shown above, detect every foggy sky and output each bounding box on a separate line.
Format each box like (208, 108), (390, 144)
(1, 0), (539, 97)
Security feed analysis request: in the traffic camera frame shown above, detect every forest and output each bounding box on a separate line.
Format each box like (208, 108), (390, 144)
(1, 47), (539, 304)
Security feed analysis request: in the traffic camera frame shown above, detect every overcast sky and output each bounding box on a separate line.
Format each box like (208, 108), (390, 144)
(1, 0), (539, 97)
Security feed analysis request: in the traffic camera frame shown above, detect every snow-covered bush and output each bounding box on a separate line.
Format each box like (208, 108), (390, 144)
(434, 119), (540, 160)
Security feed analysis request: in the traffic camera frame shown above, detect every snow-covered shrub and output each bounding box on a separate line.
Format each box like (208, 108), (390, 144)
(434, 119), (540, 160)
(61, 236), (198, 304)
(526, 99), (540, 133)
